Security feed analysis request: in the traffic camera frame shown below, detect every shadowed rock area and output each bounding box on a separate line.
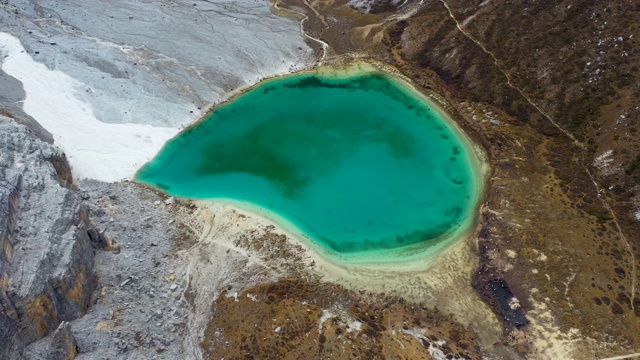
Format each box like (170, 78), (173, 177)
(0, 117), (97, 359)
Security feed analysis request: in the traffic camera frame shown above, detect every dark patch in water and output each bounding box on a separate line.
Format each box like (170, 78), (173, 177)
(445, 206), (462, 218)
(194, 111), (417, 198)
(323, 224), (453, 253)
(452, 179), (463, 185)
(282, 74), (417, 104)
(196, 130), (310, 199)
(452, 146), (460, 155)
(156, 182), (170, 190)
(440, 134), (449, 140)
(284, 75), (363, 91)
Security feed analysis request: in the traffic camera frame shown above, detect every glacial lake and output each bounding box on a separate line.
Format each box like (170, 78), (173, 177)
(136, 68), (480, 255)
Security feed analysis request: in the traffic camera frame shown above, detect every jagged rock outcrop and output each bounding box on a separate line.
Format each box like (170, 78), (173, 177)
(0, 116), (97, 359)
(49, 321), (79, 360)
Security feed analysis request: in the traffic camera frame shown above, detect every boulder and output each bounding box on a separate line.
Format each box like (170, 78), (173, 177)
(49, 321), (79, 360)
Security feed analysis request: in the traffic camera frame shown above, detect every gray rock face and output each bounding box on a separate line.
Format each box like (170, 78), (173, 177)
(0, 167), (20, 281)
(0, 163), (21, 358)
(21, 320), (79, 360)
(0, 67), (53, 143)
(49, 321), (79, 360)
(0, 117), (96, 359)
(0, 0), (312, 128)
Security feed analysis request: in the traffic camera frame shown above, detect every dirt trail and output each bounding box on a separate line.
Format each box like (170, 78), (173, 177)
(273, 0), (330, 62)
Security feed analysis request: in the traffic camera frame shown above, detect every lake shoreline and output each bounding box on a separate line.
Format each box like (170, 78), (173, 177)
(135, 60), (491, 271)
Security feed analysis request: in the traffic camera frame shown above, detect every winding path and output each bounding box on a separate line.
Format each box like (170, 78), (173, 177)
(273, 0), (329, 63)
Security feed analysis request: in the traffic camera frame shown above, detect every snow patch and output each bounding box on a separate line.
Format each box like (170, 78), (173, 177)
(0, 32), (178, 182)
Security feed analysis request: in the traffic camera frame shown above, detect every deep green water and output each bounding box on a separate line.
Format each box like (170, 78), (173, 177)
(136, 71), (479, 254)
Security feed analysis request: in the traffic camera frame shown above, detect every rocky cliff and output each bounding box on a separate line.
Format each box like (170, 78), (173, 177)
(0, 116), (97, 359)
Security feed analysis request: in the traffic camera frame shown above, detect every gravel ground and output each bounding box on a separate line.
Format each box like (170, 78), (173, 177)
(24, 180), (192, 359)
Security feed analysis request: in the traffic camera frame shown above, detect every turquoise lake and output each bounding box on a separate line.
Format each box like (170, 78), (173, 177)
(136, 70), (480, 254)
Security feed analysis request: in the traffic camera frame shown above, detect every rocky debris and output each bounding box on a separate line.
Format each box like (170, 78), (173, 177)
(10, 176), (193, 359)
(86, 227), (120, 253)
(0, 117), (99, 359)
(0, 67), (53, 144)
(0, 165), (21, 357)
(21, 321), (79, 360)
(62, 179), (190, 359)
(0, 167), (20, 292)
(49, 321), (79, 360)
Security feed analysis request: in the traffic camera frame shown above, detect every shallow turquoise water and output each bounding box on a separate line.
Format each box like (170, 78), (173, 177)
(136, 71), (479, 254)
